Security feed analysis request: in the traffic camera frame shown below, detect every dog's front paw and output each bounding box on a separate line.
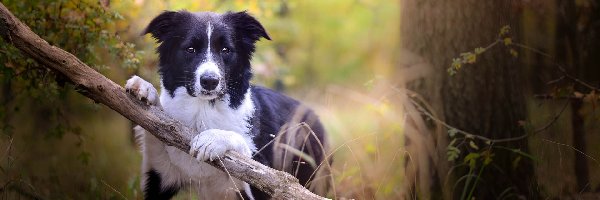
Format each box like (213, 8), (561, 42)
(189, 129), (252, 162)
(125, 75), (159, 106)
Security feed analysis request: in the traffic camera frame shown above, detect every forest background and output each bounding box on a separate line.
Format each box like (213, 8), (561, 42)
(1, 0), (599, 199)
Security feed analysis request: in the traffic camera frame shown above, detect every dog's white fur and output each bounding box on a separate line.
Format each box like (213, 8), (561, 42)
(127, 73), (257, 198)
(126, 17), (263, 199)
(125, 76), (160, 106)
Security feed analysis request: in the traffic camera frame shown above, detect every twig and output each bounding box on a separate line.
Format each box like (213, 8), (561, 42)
(546, 75), (566, 85)
(100, 179), (127, 200)
(534, 93), (600, 101)
(0, 179), (44, 200)
(542, 139), (600, 167)
(398, 87), (528, 143)
(512, 42), (600, 92)
(532, 100), (570, 134)
(218, 157), (245, 200)
(397, 87), (569, 144)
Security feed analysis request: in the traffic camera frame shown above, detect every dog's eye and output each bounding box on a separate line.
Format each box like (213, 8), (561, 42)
(221, 47), (230, 54)
(186, 47), (195, 53)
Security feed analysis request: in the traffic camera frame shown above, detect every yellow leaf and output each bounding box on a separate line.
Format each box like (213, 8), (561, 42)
(474, 47), (485, 54)
(466, 53), (476, 64)
(499, 25), (511, 36)
(509, 49), (518, 57)
(504, 38), (512, 46)
(452, 58), (462, 70)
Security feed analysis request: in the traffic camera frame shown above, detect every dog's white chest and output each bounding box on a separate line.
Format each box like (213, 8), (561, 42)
(157, 86), (255, 186)
(160, 87), (254, 134)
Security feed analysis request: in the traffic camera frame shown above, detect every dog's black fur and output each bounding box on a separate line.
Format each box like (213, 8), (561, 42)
(139, 10), (330, 199)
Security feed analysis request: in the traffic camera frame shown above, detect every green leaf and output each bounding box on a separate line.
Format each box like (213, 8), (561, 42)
(512, 156), (522, 169)
(78, 151), (91, 165)
(448, 128), (459, 137)
(474, 47), (485, 54)
(464, 152), (480, 168)
(483, 154), (493, 166)
(509, 49), (518, 57)
(447, 141), (461, 162)
(447, 149), (460, 161)
(452, 58), (463, 70)
(499, 25), (511, 36)
(449, 138), (457, 146)
(511, 149), (538, 162)
(503, 37), (512, 46)
(465, 53), (476, 64)
(469, 140), (479, 150)
(447, 67), (457, 76)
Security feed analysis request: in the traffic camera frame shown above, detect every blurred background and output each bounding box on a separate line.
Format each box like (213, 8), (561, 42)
(0, 0), (599, 199)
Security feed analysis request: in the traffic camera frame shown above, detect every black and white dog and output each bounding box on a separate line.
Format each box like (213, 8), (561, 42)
(125, 10), (330, 199)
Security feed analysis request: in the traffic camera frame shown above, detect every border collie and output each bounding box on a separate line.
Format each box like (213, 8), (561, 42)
(125, 10), (330, 199)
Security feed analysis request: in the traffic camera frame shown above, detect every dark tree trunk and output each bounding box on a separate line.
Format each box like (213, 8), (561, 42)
(576, 1), (600, 192)
(400, 0), (538, 198)
(570, 99), (589, 191)
(554, 0), (600, 192)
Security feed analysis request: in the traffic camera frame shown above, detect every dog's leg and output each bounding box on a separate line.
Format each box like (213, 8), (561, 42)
(125, 75), (160, 107)
(135, 126), (181, 200)
(189, 129), (253, 161)
(189, 129), (254, 199)
(127, 76), (181, 199)
(143, 168), (180, 200)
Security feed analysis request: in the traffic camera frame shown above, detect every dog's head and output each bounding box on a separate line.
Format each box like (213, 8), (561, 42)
(143, 11), (270, 107)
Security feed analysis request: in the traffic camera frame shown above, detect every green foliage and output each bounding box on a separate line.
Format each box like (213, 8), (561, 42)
(0, 0), (142, 199)
(119, 0), (400, 88)
(0, 0), (141, 136)
(447, 25), (518, 76)
(1, 0), (407, 199)
(447, 138), (461, 161)
(443, 24), (575, 199)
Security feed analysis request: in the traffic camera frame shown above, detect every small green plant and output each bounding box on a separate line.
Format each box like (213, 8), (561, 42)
(0, 0), (142, 138)
(0, 1), (143, 198)
(442, 23), (600, 199)
(447, 25), (518, 76)
(441, 25), (563, 199)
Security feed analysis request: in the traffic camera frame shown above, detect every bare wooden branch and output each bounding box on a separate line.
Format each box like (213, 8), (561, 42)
(0, 3), (325, 199)
(534, 94), (600, 101)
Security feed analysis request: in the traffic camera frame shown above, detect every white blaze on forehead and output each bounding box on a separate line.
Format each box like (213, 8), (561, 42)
(206, 22), (213, 57)
(196, 22), (219, 76)
(196, 61), (220, 76)
(197, 22), (218, 75)
(194, 22), (222, 93)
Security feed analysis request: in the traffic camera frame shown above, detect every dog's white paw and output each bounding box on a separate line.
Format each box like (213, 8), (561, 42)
(125, 75), (159, 106)
(189, 129), (252, 162)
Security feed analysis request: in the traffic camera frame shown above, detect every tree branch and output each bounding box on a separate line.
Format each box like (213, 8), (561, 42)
(0, 3), (325, 199)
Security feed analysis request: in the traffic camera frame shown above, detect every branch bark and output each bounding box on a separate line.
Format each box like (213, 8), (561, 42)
(0, 3), (325, 200)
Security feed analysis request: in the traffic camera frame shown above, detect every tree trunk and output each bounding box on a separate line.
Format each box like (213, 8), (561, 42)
(554, 0), (600, 192)
(400, 0), (538, 198)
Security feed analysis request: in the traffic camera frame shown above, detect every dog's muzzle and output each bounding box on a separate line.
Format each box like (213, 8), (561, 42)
(200, 72), (219, 91)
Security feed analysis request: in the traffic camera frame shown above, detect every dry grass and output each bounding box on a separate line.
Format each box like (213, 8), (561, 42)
(297, 80), (413, 199)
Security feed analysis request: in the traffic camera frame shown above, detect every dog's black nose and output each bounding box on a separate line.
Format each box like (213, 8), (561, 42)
(200, 73), (219, 91)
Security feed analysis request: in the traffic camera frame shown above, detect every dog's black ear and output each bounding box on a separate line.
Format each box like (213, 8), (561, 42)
(143, 10), (189, 42)
(224, 11), (271, 43)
